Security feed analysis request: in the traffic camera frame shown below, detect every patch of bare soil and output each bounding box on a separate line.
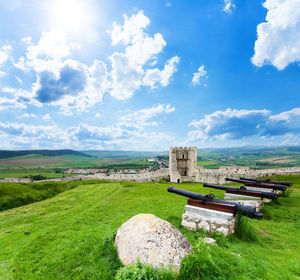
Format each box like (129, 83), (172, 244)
(257, 156), (295, 163)
(0, 157), (69, 166)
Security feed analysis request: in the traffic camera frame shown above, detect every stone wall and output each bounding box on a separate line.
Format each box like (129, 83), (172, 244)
(0, 169), (170, 184)
(88, 169), (169, 182)
(169, 146), (300, 184)
(195, 166), (300, 184)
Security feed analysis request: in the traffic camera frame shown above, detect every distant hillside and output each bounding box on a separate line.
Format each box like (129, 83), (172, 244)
(0, 149), (92, 159)
(82, 150), (167, 158)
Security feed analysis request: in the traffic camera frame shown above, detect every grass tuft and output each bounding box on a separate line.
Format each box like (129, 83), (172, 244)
(115, 260), (176, 280)
(232, 214), (258, 242)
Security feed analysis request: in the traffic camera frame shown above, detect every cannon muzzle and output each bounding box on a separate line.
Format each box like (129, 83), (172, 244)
(203, 183), (278, 200)
(240, 177), (292, 187)
(168, 186), (263, 219)
(225, 178), (287, 191)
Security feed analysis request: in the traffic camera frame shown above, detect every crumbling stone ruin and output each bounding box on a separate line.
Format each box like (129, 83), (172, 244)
(169, 147), (198, 183)
(169, 146), (300, 184)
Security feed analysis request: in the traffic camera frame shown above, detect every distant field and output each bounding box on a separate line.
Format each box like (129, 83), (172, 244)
(197, 146), (300, 169)
(0, 157), (69, 166)
(197, 161), (222, 169)
(197, 160), (217, 166)
(257, 156), (296, 164)
(0, 152), (158, 179)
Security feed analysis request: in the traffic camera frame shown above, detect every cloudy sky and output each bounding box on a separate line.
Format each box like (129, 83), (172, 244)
(0, 0), (299, 150)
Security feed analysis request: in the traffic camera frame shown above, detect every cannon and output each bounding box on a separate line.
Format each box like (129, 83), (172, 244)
(167, 186), (263, 219)
(203, 183), (278, 200)
(240, 177), (292, 187)
(225, 178), (287, 191)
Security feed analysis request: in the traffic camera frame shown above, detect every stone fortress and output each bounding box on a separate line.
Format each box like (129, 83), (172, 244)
(2, 146), (300, 184)
(169, 146), (300, 184)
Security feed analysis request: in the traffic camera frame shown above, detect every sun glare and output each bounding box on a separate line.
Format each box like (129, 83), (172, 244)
(46, 0), (96, 36)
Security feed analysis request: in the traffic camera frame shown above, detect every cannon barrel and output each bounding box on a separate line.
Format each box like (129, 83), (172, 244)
(167, 186), (263, 219)
(225, 178), (287, 191)
(203, 183), (278, 200)
(240, 177), (292, 187)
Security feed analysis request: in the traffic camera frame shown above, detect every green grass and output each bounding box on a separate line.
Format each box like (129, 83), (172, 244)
(0, 168), (72, 180)
(0, 180), (105, 211)
(0, 177), (299, 279)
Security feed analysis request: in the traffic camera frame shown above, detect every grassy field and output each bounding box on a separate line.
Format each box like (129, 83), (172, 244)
(0, 154), (157, 179)
(197, 146), (300, 169)
(0, 175), (299, 279)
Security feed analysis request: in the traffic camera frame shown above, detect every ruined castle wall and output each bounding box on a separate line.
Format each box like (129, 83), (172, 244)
(169, 146), (300, 184)
(88, 169), (169, 182)
(195, 166), (300, 184)
(169, 147), (197, 182)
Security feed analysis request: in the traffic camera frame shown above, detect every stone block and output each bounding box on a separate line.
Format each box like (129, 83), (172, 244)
(181, 219), (197, 231)
(198, 220), (210, 231)
(224, 193), (262, 200)
(181, 205), (236, 236)
(184, 205), (234, 220)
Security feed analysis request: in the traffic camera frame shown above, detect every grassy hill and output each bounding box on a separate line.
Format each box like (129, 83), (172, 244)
(0, 149), (92, 159)
(197, 146), (300, 169)
(0, 176), (299, 279)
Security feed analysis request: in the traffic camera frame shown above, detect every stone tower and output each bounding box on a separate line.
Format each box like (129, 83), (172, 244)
(169, 147), (198, 183)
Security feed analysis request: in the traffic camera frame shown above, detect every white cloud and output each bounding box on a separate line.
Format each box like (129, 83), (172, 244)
(0, 97), (27, 110)
(188, 108), (271, 141)
(108, 52), (143, 99)
(120, 104), (175, 129)
(43, 113), (51, 121)
(95, 112), (101, 118)
(108, 10), (150, 46)
(143, 56), (180, 88)
(251, 0), (300, 70)
(223, 0), (236, 14)
(0, 44), (12, 65)
(0, 121), (69, 149)
(24, 28), (73, 74)
(21, 36), (32, 45)
(188, 107), (300, 143)
(281, 134), (299, 145)
(191, 65), (207, 86)
(15, 76), (22, 83)
(18, 113), (38, 119)
(269, 107), (300, 122)
(14, 56), (29, 72)
(165, 2), (172, 7)
(1, 87), (16, 93)
(1, 87), (37, 110)
(0, 103), (175, 150)
(107, 10), (179, 99)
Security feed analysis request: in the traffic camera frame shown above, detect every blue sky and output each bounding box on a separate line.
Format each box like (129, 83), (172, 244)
(0, 0), (299, 150)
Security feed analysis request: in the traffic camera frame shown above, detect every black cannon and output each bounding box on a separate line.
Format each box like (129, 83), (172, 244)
(225, 177), (287, 191)
(203, 183), (278, 200)
(167, 186), (263, 219)
(240, 177), (292, 187)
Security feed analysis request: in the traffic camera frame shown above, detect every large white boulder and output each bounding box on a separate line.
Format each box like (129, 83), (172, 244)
(115, 213), (192, 270)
